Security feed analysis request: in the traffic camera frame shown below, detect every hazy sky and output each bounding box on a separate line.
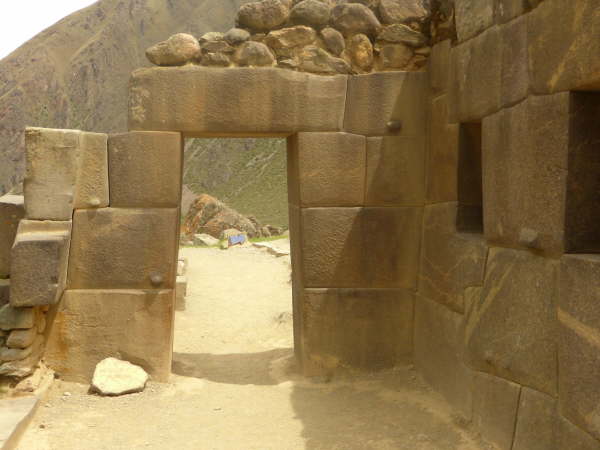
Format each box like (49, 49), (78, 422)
(0, 0), (98, 59)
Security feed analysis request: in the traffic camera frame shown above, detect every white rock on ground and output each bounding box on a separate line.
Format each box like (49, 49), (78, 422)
(91, 358), (149, 396)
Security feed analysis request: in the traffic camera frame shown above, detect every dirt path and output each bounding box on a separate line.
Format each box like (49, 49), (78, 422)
(17, 243), (489, 450)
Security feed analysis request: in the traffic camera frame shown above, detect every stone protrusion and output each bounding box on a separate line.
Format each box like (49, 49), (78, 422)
(145, 33), (201, 66)
(0, 194), (24, 278)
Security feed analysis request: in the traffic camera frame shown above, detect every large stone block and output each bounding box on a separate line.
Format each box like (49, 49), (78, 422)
(558, 254), (600, 439)
(482, 93), (570, 255)
(454, 0), (495, 42)
(287, 133), (366, 207)
(466, 247), (558, 396)
(472, 371), (521, 450)
(301, 207), (422, 289)
(426, 96), (459, 203)
(528, 0), (600, 93)
(500, 14), (529, 108)
(0, 194), (24, 277)
(365, 136), (425, 206)
(73, 132), (109, 210)
(45, 289), (174, 382)
(108, 131), (182, 207)
(24, 128), (80, 220)
(512, 388), (557, 450)
(344, 71), (427, 137)
(428, 40), (451, 97)
(418, 203), (487, 313)
(300, 288), (413, 375)
(67, 208), (178, 290)
(414, 295), (472, 419)
(10, 220), (72, 307)
(129, 67), (347, 135)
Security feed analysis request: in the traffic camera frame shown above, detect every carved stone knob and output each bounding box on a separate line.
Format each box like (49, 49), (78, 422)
(89, 197), (101, 208)
(387, 120), (402, 132)
(150, 273), (164, 287)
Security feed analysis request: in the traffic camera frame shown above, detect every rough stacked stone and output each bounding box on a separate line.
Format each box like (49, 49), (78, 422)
(143, 0), (432, 75)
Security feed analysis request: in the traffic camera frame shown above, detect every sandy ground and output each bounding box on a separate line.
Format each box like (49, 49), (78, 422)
(17, 242), (489, 450)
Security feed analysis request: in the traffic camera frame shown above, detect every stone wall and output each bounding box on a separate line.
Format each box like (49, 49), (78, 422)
(416, 0), (600, 448)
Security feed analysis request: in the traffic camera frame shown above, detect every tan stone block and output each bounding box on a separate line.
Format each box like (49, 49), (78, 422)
(466, 247), (558, 396)
(512, 388), (557, 450)
(558, 254), (600, 440)
(454, 0), (495, 42)
(73, 132), (109, 209)
(0, 194), (24, 277)
(419, 203), (486, 313)
(67, 208), (178, 290)
(344, 71), (427, 137)
(414, 295), (472, 419)
(301, 207), (422, 289)
(45, 289), (174, 382)
(301, 288), (413, 375)
(500, 14), (529, 108)
(428, 39), (451, 96)
(426, 96), (459, 203)
(129, 67), (347, 135)
(558, 415), (600, 450)
(472, 371), (521, 450)
(528, 0), (600, 93)
(24, 128), (80, 220)
(0, 305), (34, 331)
(288, 133), (366, 207)
(108, 132), (182, 208)
(365, 136), (425, 206)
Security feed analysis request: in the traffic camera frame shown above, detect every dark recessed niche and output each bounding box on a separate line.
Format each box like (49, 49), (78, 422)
(456, 122), (483, 234)
(565, 92), (600, 253)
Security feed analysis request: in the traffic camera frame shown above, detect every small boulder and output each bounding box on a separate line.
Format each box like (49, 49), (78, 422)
(290, 0), (331, 28)
(298, 45), (352, 74)
(236, 0), (290, 32)
(145, 33), (200, 66)
(348, 33), (374, 71)
(6, 327), (36, 349)
(265, 26), (317, 56)
(330, 3), (381, 37)
(224, 28), (251, 45)
(377, 23), (427, 47)
(199, 31), (224, 43)
(234, 41), (276, 66)
(194, 234), (220, 247)
(91, 358), (149, 396)
(378, 0), (430, 24)
(321, 27), (345, 56)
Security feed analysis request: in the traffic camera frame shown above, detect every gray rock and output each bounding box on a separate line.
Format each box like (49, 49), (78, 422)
(377, 23), (427, 47)
(224, 28), (251, 45)
(379, 0), (430, 24)
(298, 45), (352, 74)
(236, 0), (290, 32)
(145, 33), (200, 66)
(290, 0), (331, 28)
(201, 52), (231, 67)
(6, 327), (36, 349)
(378, 43), (413, 69)
(234, 41), (276, 66)
(201, 40), (234, 54)
(265, 26), (317, 57)
(199, 31), (224, 43)
(321, 27), (345, 55)
(0, 305), (34, 331)
(194, 234), (220, 247)
(330, 3), (381, 36)
(91, 358), (149, 396)
(0, 343), (33, 362)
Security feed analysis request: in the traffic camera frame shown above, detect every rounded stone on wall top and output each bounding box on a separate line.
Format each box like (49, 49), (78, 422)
(320, 27), (345, 56)
(378, 0), (430, 24)
(236, 0), (290, 32)
(330, 3), (382, 37)
(234, 41), (276, 66)
(145, 33), (201, 66)
(290, 0), (332, 28)
(224, 28), (251, 45)
(377, 23), (427, 47)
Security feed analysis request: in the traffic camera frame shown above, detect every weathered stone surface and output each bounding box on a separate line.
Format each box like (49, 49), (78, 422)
(234, 41), (276, 66)
(6, 327), (36, 349)
(482, 93), (569, 255)
(290, 0), (331, 28)
(287, 132), (366, 207)
(427, 96), (459, 203)
(0, 396), (39, 449)
(528, 0), (600, 93)
(200, 52), (231, 67)
(320, 27), (345, 56)
(236, 0), (290, 31)
(108, 132), (181, 208)
(24, 128), (80, 221)
(145, 33), (200, 66)
(330, 3), (381, 36)
(0, 194), (24, 277)
(344, 71), (427, 136)
(193, 234), (219, 247)
(0, 341), (34, 362)
(0, 305), (34, 331)
(512, 388), (557, 450)
(200, 40), (234, 55)
(466, 248), (558, 396)
(301, 288), (413, 375)
(91, 357), (149, 396)
(129, 67), (348, 135)
(429, 39), (451, 96)
(199, 31), (224, 43)
(0, 280), (9, 307)
(265, 26), (316, 57)
(10, 220), (71, 307)
(297, 45), (351, 74)
(365, 136), (425, 206)
(419, 203), (486, 313)
(68, 208), (178, 290)
(45, 289), (174, 382)
(175, 275), (187, 312)
(378, 43), (413, 69)
(454, 0), (495, 42)
(558, 415), (600, 450)
(378, 0), (429, 24)
(301, 207), (422, 288)
(500, 14), (529, 108)
(559, 254), (600, 440)
(415, 295), (472, 419)
(224, 28), (250, 45)
(73, 132), (109, 209)
(496, 0), (528, 23)
(377, 24), (426, 47)
(347, 34), (373, 71)
(448, 26), (501, 122)
(472, 371), (521, 450)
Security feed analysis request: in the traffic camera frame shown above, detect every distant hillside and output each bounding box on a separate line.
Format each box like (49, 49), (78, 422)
(1, 0), (291, 200)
